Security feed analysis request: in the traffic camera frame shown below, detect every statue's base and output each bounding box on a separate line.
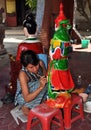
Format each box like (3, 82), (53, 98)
(0, 48), (7, 55)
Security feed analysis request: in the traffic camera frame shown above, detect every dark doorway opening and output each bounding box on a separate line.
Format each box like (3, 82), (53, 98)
(16, 0), (26, 26)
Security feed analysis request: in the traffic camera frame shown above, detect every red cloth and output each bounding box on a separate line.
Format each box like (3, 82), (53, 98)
(51, 69), (74, 90)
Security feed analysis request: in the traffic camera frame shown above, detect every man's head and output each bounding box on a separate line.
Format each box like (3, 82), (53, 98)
(20, 50), (40, 74)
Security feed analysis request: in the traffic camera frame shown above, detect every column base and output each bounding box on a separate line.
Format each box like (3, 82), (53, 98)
(0, 48), (7, 55)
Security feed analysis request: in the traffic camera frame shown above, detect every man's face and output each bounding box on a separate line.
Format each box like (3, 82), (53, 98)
(26, 63), (39, 74)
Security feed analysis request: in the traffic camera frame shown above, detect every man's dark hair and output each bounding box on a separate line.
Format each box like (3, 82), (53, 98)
(20, 50), (39, 67)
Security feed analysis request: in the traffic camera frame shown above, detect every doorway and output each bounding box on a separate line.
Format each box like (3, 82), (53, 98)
(16, 0), (25, 26)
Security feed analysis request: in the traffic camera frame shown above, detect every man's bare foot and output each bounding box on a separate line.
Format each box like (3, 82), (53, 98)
(79, 93), (88, 102)
(22, 106), (30, 116)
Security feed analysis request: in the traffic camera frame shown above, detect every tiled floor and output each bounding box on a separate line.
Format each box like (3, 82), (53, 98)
(0, 37), (91, 130)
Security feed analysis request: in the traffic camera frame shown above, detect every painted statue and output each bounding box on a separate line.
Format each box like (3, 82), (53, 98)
(46, 3), (74, 108)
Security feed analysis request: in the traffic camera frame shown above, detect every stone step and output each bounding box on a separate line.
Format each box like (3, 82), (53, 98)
(4, 26), (25, 40)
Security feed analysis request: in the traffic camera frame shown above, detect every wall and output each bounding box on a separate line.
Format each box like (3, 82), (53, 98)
(6, 0), (17, 26)
(6, 0), (16, 14)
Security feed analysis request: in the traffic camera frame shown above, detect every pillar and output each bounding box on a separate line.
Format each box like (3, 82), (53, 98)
(0, 24), (7, 55)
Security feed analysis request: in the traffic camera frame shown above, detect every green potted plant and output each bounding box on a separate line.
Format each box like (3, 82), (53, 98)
(25, 0), (37, 12)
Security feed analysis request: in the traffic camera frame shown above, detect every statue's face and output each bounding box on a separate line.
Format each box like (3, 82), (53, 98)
(66, 23), (71, 30)
(60, 20), (71, 30)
